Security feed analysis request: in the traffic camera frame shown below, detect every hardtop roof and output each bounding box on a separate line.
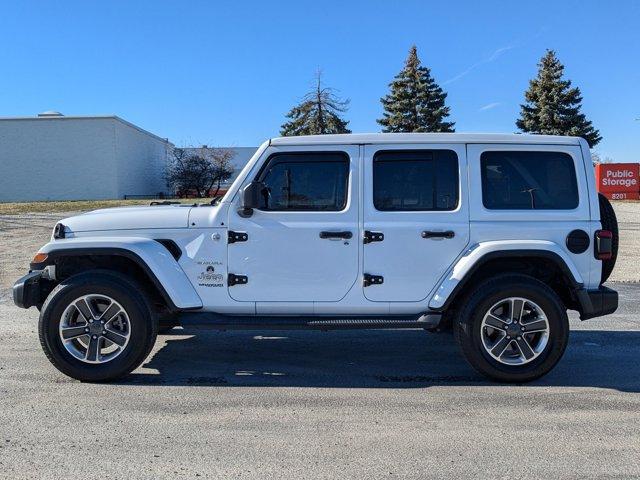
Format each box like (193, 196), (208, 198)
(270, 133), (583, 146)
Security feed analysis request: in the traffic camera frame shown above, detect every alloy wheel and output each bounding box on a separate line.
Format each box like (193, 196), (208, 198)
(58, 294), (131, 364)
(480, 297), (550, 365)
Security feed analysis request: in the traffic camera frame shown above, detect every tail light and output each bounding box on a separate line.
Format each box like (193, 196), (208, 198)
(594, 230), (613, 260)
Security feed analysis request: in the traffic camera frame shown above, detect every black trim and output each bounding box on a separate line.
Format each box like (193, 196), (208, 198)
(437, 249), (581, 312)
(422, 230), (455, 239)
(155, 239), (182, 260)
(363, 230), (384, 244)
(227, 273), (248, 286)
(319, 231), (353, 240)
(575, 286), (618, 320)
(227, 231), (249, 244)
(363, 273), (384, 287)
(566, 229), (590, 254)
(13, 270), (44, 309)
(178, 312), (442, 331)
(30, 248), (190, 312)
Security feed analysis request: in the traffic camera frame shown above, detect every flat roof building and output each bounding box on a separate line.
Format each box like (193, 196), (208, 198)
(0, 112), (171, 202)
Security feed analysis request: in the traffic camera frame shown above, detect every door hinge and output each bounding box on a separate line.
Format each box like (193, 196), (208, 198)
(363, 231), (384, 244)
(228, 231), (248, 244)
(228, 274), (248, 286)
(363, 273), (384, 287)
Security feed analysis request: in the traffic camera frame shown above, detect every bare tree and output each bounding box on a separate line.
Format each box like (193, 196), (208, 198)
(207, 148), (235, 196)
(166, 147), (235, 198)
(280, 71), (351, 136)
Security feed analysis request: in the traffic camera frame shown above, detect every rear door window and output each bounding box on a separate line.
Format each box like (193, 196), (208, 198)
(373, 150), (459, 211)
(481, 151), (579, 210)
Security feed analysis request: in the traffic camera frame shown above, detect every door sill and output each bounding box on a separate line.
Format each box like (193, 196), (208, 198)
(177, 312), (441, 331)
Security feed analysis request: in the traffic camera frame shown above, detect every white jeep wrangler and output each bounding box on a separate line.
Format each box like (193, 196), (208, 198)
(14, 133), (619, 383)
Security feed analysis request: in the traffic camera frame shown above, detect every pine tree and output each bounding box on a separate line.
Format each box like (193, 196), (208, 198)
(517, 50), (601, 147)
(377, 45), (454, 133)
(280, 72), (351, 136)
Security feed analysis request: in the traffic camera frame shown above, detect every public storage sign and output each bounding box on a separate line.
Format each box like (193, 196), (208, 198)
(595, 163), (640, 200)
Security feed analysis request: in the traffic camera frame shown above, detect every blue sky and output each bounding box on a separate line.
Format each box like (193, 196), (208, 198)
(1, 0), (638, 161)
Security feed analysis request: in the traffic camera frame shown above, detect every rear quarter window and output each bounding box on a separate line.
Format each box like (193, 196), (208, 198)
(481, 151), (579, 210)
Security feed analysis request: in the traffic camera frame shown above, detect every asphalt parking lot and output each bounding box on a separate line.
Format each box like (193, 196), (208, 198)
(1, 205), (639, 479)
(0, 285), (639, 479)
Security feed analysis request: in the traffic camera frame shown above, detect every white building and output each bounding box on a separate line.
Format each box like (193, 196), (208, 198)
(220, 146), (258, 184)
(0, 112), (171, 202)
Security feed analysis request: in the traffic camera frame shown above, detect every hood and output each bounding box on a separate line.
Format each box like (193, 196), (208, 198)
(60, 205), (195, 234)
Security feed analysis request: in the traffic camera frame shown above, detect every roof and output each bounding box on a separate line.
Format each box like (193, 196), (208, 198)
(0, 114), (170, 143)
(270, 133), (583, 146)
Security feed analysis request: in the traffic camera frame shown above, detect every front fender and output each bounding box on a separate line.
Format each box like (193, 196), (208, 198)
(34, 237), (203, 310)
(428, 240), (584, 310)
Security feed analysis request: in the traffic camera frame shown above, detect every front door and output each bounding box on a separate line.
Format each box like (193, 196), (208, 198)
(362, 144), (469, 302)
(227, 145), (360, 302)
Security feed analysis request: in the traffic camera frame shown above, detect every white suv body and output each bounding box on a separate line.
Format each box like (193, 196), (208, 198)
(14, 133), (618, 382)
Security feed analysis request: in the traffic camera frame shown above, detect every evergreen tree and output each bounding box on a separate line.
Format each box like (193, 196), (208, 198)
(280, 72), (351, 136)
(517, 50), (601, 147)
(378, 45), (454, 133)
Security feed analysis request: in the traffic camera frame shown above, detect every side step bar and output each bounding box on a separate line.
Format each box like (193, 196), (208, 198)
(177, 312), (442, 331)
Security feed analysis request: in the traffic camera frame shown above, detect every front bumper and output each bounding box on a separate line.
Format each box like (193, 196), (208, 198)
(13, 271), (44, 309)
(576, 285), (618, 320)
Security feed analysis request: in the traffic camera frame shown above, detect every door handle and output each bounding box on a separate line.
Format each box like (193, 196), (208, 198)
(422, 230), (455, 239)
(319, 231), (353, 240)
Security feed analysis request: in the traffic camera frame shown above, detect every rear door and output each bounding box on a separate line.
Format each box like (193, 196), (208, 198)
(362, 144), (469, 302)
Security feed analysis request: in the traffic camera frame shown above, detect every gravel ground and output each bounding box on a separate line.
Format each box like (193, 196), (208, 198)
(0, 212), (82, 303)
(608, 201), (640, 283)
(0, 203), (639, 479)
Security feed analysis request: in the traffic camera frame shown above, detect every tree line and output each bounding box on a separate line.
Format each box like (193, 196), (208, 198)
(166, 46), (602, 198)
(281, 46), (601, 148)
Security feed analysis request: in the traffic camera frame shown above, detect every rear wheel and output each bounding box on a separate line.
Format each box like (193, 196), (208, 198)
(39, 270), (157, 382)
(454, 274), (569, 383)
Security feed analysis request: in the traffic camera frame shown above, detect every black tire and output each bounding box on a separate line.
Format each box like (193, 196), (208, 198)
(598, 193), (619, 283)
(453, 274), (569, 383)
(38, 270), (158, 382)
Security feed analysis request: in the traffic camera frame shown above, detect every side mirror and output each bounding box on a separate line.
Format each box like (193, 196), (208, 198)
(239, 181), (264, 217)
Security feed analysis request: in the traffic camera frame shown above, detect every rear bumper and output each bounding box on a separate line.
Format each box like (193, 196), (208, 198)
(576, 285), (618, 320)
(12, 271), (44, 309)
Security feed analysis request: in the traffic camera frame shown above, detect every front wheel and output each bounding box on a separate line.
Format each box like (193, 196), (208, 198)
(38, 270), (158, 382)
(454, 274), (569, 383)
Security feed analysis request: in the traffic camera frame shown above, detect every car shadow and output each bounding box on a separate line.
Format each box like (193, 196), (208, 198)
(119, 328), (640, 392)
